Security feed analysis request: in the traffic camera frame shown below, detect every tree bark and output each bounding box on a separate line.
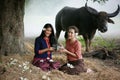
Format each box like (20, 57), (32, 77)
(0, 0), (25, 57)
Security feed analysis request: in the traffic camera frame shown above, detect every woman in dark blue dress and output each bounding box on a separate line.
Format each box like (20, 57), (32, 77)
(32, 23), (60, 71)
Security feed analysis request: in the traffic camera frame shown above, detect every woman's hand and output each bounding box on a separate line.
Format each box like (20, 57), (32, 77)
(48, 47), (55, 51)
(38, 47), (55, 54)
(58, 48), (67, 53)
(58, 48), (77, 57)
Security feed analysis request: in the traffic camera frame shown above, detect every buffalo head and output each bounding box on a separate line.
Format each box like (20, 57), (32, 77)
(85, 3), (120, 33)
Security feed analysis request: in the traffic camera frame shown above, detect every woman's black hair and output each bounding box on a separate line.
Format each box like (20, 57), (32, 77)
(67, 26), (79, 33)
(39, 23), (57, 46)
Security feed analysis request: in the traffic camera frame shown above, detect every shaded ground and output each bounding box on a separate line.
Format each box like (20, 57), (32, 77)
(0, 37), (120, 80)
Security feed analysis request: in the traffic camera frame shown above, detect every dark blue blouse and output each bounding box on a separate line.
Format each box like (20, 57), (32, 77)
(34, 37), (52, 58)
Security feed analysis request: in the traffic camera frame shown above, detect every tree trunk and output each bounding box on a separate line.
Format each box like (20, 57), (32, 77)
(0, 0), (25, 57)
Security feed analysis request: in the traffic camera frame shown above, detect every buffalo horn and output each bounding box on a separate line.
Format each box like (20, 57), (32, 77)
(85, 3), (98, 15)
(107, 5), (120, 17)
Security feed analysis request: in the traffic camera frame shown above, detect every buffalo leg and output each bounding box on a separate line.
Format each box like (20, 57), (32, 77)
(64, 31), (68, 40)
(56, 29), (61, 40)
(89, 40), (92, 49)
(83, 35), (90, 52)
(88, 31), (96, 51)
(85, 39), (90, 52)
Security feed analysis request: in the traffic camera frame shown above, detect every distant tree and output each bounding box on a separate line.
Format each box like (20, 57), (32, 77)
(0, 0), (25, 59)
(87, 0), (108, 3)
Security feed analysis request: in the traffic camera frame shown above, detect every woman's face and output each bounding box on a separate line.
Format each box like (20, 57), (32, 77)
(44, 27), (52, 37)
(68, 29), (75, 39)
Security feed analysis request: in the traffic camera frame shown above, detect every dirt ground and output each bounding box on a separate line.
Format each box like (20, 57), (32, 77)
(0, 37), (120, 80)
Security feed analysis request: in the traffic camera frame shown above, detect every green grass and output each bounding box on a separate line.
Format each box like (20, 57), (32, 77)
(77, 36), (86, 47)
(77, 36), (116, 50)
(92, 37), (116, 50)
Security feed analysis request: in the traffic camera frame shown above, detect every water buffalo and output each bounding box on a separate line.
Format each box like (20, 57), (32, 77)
(55, 3), (120, 52)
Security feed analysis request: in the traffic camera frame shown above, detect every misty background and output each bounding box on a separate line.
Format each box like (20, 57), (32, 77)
(24, 0), (120, 39)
